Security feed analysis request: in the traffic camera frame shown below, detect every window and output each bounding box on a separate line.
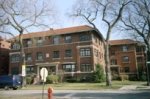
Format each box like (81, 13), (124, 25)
(80, 48), (91, 56)
(65, 49), (72, 57)
(122, 45), (128, 52)
(64, 35), (72, 43)
(11, 54), (20, 62)
(26, 66), (35, 74)
(53, 51), (59, 58)
(124, 67), (129, 73)
(24, 39), (32, 47)
(36, 52), (43, 60)
(27, 39), (32, 47)
(53, 36), (60, 44)
(122, 56), (129, 62)
(35, 37), (43, 46)
(80, 64), (91, 72)
(120, 67), (130, 73)
(110, 50), (115, 56)
(11, 67), (19, 74)
(111, 59), (117, 65)
(79, 34), (91, 41)
(26, 53), (32, 61)
(12, 43), (20, 50)
(137, 57), (143, 62)
(136, 46), (144, 52)
(63, 64), (75, 72)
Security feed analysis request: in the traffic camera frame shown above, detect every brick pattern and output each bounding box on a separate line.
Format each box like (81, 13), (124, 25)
(9, 26), (105, 78)
(109, 39), (145, 78)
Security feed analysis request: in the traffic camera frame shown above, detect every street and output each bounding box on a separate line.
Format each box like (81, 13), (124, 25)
(0, 89), (150, 99)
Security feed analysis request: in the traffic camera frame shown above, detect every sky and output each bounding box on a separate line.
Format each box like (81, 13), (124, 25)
(1, 0), (125, 40)
(52, 0), (125, 40)
(53, 0), (84, 28)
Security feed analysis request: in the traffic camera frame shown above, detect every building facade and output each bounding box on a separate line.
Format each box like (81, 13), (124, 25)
(9, 25), (105, 80)
(109, 39), (145, 79)
(0, 37), (10, 75)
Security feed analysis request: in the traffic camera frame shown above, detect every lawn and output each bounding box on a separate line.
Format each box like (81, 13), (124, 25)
(22, 81), (146, 90)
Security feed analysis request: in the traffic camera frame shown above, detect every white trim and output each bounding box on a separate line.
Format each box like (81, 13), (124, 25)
(10, 41), (93, 50)
(62, 62), (76, 64)
(36, 62), (60, 66)
(77, 45), (93, 49)
(9, 52), (21, 55)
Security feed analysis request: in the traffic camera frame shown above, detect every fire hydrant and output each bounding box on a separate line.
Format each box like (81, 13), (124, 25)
(48, 87), (53, 99)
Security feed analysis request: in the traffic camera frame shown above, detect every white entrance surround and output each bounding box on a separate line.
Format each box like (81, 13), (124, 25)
(36, 62), (60, 79)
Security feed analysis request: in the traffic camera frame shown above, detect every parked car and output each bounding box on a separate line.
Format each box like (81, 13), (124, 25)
(0, 75), (22, 90)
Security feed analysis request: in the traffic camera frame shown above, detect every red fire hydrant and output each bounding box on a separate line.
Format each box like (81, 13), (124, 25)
(48, 87), (53, 99)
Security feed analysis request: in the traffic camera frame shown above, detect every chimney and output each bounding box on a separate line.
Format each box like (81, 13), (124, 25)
(49, 28), (53, 31)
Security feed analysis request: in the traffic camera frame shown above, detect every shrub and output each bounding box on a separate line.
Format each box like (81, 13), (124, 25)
(26, 76), (33, 84)
(80, 75), (94, 82)
(139, 74), (146, 81)
(64, 76), (77, 83)
(93, 64), (105, 83)
(120, 74), (129, 81)
(112, 74), (120, 80)
(46, 75), (59, 84)
(128, 75), (137, 81)
(57, 70), (64, 83)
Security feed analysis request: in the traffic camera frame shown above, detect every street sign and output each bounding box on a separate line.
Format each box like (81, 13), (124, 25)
(40, 68), (48, 82)
(22, 65), (26, 76)
(147, 61), (150, 64)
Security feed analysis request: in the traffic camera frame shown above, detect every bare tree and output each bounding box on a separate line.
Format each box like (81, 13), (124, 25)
(121, 0), (150, 85)
(70, 0), (131, 86)
(0, 0), (56, 86)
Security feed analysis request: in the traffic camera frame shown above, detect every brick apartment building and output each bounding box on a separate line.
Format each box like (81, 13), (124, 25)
(109, 39), (146, 79)
(9, 25), (105, 80)
(0, 37), (10, 75)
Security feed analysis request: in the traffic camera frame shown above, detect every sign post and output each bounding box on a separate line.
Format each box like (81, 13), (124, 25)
(40, 68), (48, 99)
(40, 68), (48, 82)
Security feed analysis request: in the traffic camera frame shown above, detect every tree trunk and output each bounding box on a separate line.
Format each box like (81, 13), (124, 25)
(104, 42), (111, 86)
(147, 50), (150, 86)
(19, 33), (26, 86)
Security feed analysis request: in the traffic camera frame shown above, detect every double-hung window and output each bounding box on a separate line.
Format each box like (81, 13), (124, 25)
(53, 51), (59, 58)
(53, 36), (60, 45)
(11, 54), (20, 62)
(36, 52), (43, 60)
(122, 56), (129, 62)
(80, 48), (91, 57)
(64, 35), (72, 43)
(26, 53), (32, 61)
(65, 49), (72, 57)
(79, 34), (91, 41)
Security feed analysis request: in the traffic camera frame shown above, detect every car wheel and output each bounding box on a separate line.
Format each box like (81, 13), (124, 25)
(4, 86), (9, 90)
(13, 87), (17, 90)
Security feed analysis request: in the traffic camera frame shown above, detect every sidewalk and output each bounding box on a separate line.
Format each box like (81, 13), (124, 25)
(119, 85), (150, 90)
(119, 85), (137, 90)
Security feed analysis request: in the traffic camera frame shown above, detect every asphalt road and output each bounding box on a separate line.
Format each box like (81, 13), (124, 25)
(0, 89), (150, 99)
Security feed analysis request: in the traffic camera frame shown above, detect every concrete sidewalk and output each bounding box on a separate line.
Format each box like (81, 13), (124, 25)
(119, 85), (137, 90)
(119, 85), (150, 90)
